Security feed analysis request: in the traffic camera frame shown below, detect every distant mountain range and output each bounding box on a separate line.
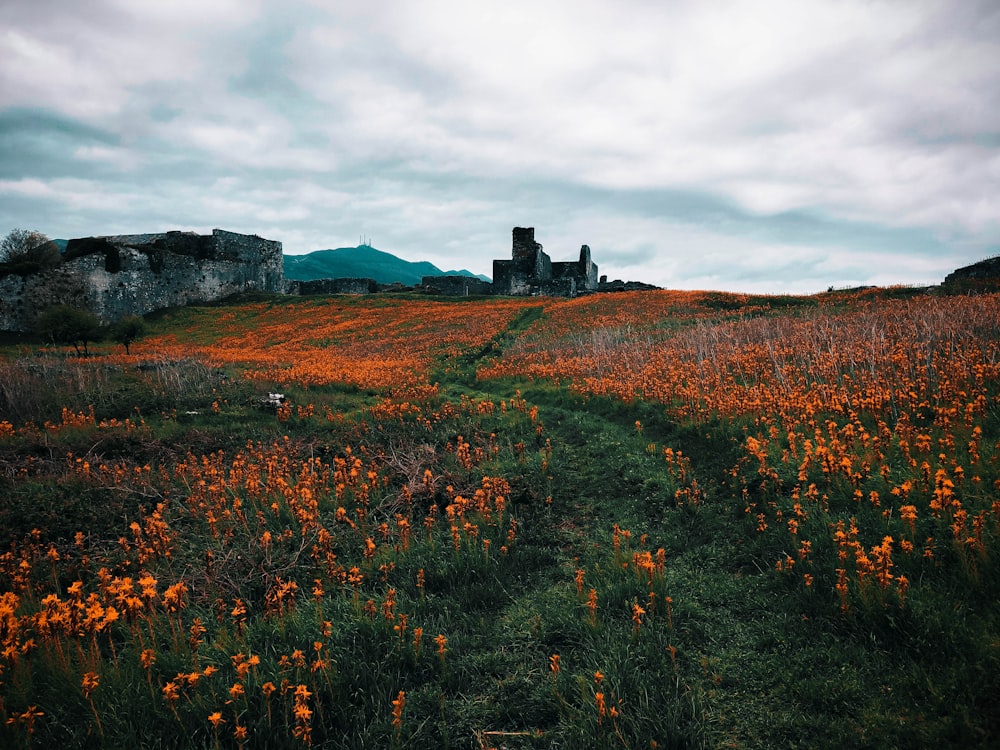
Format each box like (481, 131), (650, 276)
(283, 245), (490, 286)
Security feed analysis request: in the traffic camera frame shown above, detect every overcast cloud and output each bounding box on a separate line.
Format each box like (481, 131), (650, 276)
(1, 0), (998, 292)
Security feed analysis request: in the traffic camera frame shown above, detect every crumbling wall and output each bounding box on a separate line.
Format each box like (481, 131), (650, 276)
(292, 278), (378, 295)
(494, 227), (552, 295)
(597, 278), (659, 293)
(420, 276), (493, 296)
(540, 277), (577, 297)
(552, 245), (598, 291)
(492, 261), (534, 296)
(578, 245), (598, 290)
(493, 229), (599, 297)
(0, 229), (283, 332)
(514, 227), (552, 280)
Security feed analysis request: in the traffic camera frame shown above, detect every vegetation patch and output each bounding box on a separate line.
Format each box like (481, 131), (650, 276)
(1, 288), (999, 748)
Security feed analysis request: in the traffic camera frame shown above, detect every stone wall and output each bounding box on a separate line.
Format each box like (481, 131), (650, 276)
(540, 277), (577, 297)
(552, 245), (598, 292)
(0, 229), (283, 332)
(597, 278), (660, 293)
(289, 278), (379, 295)
(492, 228), (598, 297)
(511, 227), (542, 263)
(420, 275), (493, 296)
(494, 227), (547, 295)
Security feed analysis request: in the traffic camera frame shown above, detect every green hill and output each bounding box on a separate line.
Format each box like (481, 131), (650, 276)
(283, 245), (490, 285)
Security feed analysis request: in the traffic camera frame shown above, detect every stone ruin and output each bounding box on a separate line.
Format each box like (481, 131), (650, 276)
(491, 227), (598, 297)
(419, 227), (601, 297)
(287, 278), (379, 295)
(418, 275), (494, 296)
(318, 227), (606, 298)
(0, 224), (653, 332)
(0, 229), (283, 332)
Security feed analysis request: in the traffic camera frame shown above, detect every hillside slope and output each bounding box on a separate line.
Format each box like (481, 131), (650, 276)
(284, 245), (490, 285)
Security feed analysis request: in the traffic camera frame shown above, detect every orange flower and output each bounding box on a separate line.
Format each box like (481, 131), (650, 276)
(574, 568), (585, 595)
(162, 581), (188, 612)
(293, 702), (312, 722)
(631, 603), (646, 635)
(138, 572), (158, 602)
(16, 705), (43, 735)
(391, 690), (406, 730)
(292, 684), (313, 745)
(162, 681), (180, 703)
(81, 671), (99, 698)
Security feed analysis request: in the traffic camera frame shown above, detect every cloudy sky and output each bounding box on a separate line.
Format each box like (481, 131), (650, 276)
(2, 0), (998, 293)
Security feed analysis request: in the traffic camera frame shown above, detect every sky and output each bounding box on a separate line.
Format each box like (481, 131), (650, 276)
(1, 0), (998, 294)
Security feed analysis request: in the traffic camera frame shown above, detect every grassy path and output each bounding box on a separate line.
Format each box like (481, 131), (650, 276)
(447, 376), (908, 748)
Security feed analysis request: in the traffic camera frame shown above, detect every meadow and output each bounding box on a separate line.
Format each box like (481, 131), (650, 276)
(0, 287), (998, 748)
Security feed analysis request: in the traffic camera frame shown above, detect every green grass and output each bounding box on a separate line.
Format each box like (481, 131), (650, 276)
(1, 294), (999, 749)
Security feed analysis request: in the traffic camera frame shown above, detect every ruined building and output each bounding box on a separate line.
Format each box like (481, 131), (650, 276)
(418, 275), (493, 296)
(0, 229), (283, 332)
(0, 224), (642, 332)
(491, 227), (598, 297)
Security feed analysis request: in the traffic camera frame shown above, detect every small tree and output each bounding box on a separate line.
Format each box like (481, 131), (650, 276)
(110, 315), (147, 354)
(35, 305), (103, 356)
(1, 228), (60, 269)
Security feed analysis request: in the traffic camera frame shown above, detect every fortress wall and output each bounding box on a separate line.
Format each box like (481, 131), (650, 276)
(421, 275), (493, 296)
(295, 278), (379, 295)
(0, 229), (283, 332)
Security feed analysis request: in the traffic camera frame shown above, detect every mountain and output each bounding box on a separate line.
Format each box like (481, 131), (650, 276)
(283, 245), (491, 286)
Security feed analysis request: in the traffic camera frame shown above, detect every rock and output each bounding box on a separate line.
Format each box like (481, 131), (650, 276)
(944, 256), (1000, 286)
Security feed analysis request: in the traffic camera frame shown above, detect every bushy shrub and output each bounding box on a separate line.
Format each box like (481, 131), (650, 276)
(34, 304), (103, 355)
(110, 315), (147, 354)
(0, 228), (60, 273)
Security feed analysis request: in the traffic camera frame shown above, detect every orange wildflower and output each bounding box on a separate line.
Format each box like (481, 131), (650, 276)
(391, 690), (406, 730)
(631, 603), (646, 635)
(81, 671), (100, 698)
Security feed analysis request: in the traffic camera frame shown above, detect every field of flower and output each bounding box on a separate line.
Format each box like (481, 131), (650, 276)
(1, 288), (998, 748)
(480, 290), (1000, 613)
(135, 295), (542, 390)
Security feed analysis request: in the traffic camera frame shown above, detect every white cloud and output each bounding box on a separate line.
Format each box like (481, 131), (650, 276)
(276, 0), (1000, 242)
(0, 177), (57, 198)
(0, 0), (997, 291)
(71, 144), (142, 170)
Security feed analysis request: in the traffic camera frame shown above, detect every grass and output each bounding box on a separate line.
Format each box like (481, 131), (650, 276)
(1, 289), (999, 748)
